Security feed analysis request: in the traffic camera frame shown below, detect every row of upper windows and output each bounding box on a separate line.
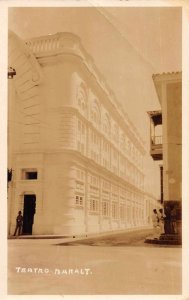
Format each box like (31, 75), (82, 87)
(98, 191), (144, 203)
(76, 169), (143, 198)
(75, 192), (142, 209)
(76, 169), (144, 198)
(93, 191), (143, 202)
(102, 201), (144, 219)
(76, 138), (143, 172)
(78, 120), (85, 135)
(77, 87), (118, 137)
(77, 142), (143, 170)
(76, 197), (144, 220)
(76, 118), (143, 167)
(76, 85), (142, 155)
(76, 140), (144, 182)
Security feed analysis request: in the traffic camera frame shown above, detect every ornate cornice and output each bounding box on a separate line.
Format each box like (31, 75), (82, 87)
(152, 71), (182, 82)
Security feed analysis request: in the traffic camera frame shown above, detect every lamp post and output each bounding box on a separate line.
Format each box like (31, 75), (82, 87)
(8, 67), (16, 79)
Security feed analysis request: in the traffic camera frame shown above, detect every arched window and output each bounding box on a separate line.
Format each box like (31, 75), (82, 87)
(127, 140), (131, 154)
(113, 123), (119, 144)
(77, 82), (88, 116)
(91, 99), (101, 128)
(103, 113), (111, 137)
(120, 133), (126, 151)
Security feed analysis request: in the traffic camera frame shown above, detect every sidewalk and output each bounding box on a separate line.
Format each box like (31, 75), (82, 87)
(8, 225), (153, 245)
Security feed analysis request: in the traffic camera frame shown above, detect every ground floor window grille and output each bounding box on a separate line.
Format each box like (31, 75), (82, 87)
(102, 201), (109, 217)
(75, 195), (84, 207)
(133, 207), (135, 219)
(112, 202), (118, 219)
(120, 204), (125, 220)
(89, 198), (99, 212)
(126, 206), (130, 223)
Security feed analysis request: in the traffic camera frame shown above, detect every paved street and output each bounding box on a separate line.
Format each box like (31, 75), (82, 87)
(8, 229), (182, 295)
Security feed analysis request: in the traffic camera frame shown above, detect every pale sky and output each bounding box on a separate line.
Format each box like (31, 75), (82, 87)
(8, 7), (181, 72)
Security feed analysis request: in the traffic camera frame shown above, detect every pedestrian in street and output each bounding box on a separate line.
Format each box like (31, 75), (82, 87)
(164, 205), (171, 234)
(13, 211), (23, 236)
(152, 209), (159, 238)
(170, 205), (177, 234)
(158, 208), (166, 234)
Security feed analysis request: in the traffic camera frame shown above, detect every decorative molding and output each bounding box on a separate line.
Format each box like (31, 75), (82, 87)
(9, 31), (44, 148)
(9, 31), (43, 89)
(152, 71), (182, 82)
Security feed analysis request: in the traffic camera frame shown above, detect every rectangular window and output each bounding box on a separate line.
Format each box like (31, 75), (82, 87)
(77, 141), (81, 151)
(76, 181), (85, 192)
(78, 120), (81, 131)
(79, 196), (83, 206)
(90, 199), (99, 212)
(120, 204), (125, 220)
(82, 123), (85, 134)
(22, 169), (38, 180)
(26, 172), (37, 179)
(112, 202), (118, 219)
(75, 195), (84, 207)
(81, 143), (84, 154)
(102, 180), (110, 190)
(126, 206), (130, 223)
(76, 195), (79, 205)
(102, 201), (109, 217)
(76, 169), (85, 181)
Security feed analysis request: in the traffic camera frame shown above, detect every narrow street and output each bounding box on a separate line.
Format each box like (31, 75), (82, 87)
(8, 229), (181, 295)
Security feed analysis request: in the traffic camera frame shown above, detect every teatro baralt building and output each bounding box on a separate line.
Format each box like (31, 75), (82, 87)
(8, 31), (160, 236)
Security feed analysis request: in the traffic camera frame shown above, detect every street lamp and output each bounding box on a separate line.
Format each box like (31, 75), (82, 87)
(8, 67), (16, 79)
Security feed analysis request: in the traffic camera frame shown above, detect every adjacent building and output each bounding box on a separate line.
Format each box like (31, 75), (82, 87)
(148, 72), (182, 240)
(8, 31), (160, 236)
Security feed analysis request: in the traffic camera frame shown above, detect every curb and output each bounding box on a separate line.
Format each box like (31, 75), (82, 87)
(8, 226), (153, 241)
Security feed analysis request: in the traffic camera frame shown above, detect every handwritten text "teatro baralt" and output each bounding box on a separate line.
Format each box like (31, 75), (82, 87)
(15, 267), (92, 275)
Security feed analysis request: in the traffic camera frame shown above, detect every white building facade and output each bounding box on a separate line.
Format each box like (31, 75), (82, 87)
(8, 31), (159, 235)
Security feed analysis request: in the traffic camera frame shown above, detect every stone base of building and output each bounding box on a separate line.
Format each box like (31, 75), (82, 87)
(163, 200), (182, 234)
(145, 233), (182, 245)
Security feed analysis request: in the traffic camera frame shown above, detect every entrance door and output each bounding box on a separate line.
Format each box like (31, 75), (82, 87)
(23, 194), (36, 235)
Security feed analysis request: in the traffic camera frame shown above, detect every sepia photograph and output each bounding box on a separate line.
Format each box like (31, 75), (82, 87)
(1, 0), (187, 297)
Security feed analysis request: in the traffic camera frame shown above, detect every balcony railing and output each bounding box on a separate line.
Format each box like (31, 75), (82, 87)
(151, 135), (162, 145)
(25, 32), (83, 60)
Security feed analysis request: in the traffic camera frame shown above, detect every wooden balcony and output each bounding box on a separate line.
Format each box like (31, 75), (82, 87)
(150, 135), (163, 160)
(147, 110), (162, 161)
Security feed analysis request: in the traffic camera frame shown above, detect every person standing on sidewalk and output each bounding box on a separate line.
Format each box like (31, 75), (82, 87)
(158, 208), (166, 234)
(152, 209), (159, 237)
(13, 211), (23, 236)
(170, 205), (177, 234)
